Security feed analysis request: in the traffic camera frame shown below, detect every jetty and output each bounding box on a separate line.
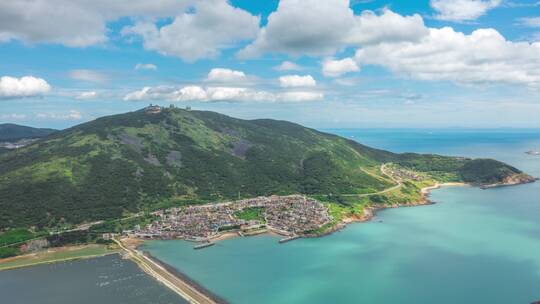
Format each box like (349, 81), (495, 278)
(279, 235), (300, 244)
(112, 238), (219, 304)
(194, 242), (215, 250)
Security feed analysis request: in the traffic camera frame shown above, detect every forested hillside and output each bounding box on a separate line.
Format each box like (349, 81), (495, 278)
(0, 124), (56, 141)
(0, 107), (528, 229)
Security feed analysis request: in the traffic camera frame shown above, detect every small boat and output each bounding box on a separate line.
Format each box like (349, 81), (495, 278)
(526, 150), (540, 156)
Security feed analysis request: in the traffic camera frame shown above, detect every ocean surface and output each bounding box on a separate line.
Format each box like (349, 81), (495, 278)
(0, 254), (186, 304)
(141, 129), (540, 304)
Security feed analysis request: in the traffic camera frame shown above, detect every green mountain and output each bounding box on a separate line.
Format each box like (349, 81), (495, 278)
(0, 123), (57, 142)
(0, 107), (532, 229)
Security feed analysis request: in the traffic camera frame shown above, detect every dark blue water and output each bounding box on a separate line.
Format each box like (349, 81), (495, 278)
(0, 254), (186, 304)
(142, 129), (540, 304)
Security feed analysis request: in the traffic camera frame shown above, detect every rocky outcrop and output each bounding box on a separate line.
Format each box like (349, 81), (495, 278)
(481, 173), (537, 189)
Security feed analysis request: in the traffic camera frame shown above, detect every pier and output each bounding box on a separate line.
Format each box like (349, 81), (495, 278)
(279, 235), (300, 243)
(194, 242), (215, 250)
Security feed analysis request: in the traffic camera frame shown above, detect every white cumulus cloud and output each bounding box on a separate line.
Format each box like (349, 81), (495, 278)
(122, 0), (260, 62)
(278, 91), (324, 102)
(238, 0), (426, 58)
(0, 0), (193, 47)
(322, 58), (359, 77)
(355, 26), (540, 88)
(274, 61), (302, 71)
(430, 0), (501, 22)
(124, 85), (324, 103)
(206, 68), (247, 83)
(279, 75), (316, 88)
(0, 76), (51, 99)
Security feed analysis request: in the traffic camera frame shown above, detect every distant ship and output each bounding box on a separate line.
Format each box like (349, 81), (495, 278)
(526, 150), (540, 156)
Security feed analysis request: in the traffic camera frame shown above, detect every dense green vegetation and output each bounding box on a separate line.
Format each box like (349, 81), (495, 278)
(0, 123), (56, 141)
(0, 229), (45, 247)
(0, 107), (527, 230)
(393, 154), (522, 184)
(89, 214), (158, 234)
(234, 207), (265, 222)
(0, 247), (19, 259)
(0, 229), (46, 258)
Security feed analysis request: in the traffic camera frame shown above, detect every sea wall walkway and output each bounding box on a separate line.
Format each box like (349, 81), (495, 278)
(112, 238), (218, 304)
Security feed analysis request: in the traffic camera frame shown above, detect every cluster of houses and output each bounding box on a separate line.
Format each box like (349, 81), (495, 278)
(263, 196), (331, 235)
(386, 164), (425, 181)
(133, 195), (332, 242)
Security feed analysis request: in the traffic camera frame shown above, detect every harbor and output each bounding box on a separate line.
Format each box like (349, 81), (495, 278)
(130, 195), (332, 244)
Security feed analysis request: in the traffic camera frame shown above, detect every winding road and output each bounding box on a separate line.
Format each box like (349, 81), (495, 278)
(339, 163), (403, 198)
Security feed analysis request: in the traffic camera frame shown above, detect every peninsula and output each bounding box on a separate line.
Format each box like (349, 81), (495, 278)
(0, 106), (536, 303)
(0, 106), (535, 248)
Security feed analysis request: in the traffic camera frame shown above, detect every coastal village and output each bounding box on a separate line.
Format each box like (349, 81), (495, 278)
(129, 195), (332, 247)
(384, 164), (426, 182)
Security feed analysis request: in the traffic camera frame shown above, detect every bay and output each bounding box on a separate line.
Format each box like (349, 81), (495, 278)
(142, 129), (540, 304)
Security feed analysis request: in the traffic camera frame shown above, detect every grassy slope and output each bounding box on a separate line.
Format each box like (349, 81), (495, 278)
(0, 108), (527, 230)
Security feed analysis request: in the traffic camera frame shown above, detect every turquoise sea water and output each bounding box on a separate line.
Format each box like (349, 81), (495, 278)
(142, 129), (540, 304)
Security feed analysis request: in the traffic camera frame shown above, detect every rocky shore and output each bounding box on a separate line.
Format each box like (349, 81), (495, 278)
(480, 173), (538, 189)
(313, 175), (536, 237)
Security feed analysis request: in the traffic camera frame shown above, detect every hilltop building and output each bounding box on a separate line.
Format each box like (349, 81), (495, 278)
(145, 104), (162, 114)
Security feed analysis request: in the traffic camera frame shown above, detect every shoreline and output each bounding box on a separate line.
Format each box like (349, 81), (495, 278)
(3, 179), (525, 301)
(133, 182), (478, 244)
(125, 183), (468, 303)
(339, 182), (469, 227)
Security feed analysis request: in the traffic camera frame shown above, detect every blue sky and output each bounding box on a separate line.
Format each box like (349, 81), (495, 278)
(0, 0), (539, 129)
